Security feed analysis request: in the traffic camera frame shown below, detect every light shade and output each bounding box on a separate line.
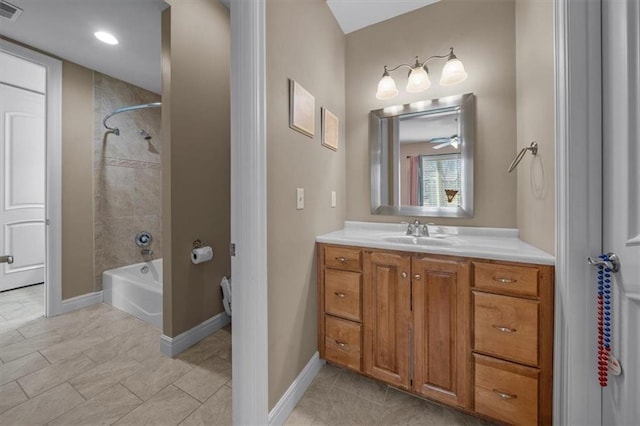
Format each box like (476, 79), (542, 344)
(376, 75), (399, 100)
(406, 66), (431, 93)
(94, 31), (118, 45)
(440, 58), (468, 86)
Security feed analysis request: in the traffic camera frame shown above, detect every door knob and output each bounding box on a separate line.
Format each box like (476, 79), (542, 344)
(0, 255), (14, 264)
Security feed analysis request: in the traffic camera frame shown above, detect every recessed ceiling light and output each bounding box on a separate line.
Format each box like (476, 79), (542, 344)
(94, 31), (118, 45)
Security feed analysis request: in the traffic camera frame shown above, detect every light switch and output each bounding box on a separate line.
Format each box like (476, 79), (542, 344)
(296, 188), (304, 210)
(331, 191), (337, 208)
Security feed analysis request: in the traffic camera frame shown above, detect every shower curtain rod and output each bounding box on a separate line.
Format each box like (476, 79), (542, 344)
(103, 102), (161, 136)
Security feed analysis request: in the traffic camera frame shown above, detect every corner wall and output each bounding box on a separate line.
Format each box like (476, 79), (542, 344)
(515, 0), (555, 254)
(161, 0), (231, 337)
(266, 0), (346, 409)
(345, 0), (518, 228)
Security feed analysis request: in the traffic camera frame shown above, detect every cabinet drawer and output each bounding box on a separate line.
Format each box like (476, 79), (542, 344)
(325, 316), (361, 371)
(473, 262), (539, 297)
(324, 246), (362, 272)
(325, 270), (362, 322)
(474, 292), (539, 366)
(474, 354), (539, 425)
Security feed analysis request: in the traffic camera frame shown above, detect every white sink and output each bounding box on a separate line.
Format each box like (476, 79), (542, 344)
(382, 235), (455, 247)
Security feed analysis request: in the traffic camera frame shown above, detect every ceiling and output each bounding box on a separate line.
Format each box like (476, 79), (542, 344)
(0, 0), (437, 96)
(326, 0), (440, 34)
(1, 0), (168, 94)
(399, 112), (458, 144)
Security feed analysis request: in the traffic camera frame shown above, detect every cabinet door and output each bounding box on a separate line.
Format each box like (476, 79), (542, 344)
(412, 256), (470, 408)
(363, 251), (411, 389)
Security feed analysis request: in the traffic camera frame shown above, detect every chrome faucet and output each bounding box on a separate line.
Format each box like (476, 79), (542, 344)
(405, 220), (430, 237)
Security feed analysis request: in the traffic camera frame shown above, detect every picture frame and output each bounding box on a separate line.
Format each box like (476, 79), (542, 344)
(321, 107), (339, 151)
(289, 79), (315, 137)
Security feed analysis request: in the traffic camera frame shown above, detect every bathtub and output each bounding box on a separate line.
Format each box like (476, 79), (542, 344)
(103, 259), (162, 329)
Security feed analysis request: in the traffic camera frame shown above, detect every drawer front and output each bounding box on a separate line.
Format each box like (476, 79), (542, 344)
(324, 246), (362, 272)
(325, 316), (362, 371)
(325, 270), (362, 322)
(473, 262), (539, 297)
(474, 292), (539, 366)
(474, 354), (539, 425)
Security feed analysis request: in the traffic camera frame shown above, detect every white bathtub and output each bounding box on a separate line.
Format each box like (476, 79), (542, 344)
(103, 259), (162, 329)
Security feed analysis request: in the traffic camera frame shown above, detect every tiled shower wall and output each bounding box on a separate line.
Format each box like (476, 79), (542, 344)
(94, 73), (162, 290)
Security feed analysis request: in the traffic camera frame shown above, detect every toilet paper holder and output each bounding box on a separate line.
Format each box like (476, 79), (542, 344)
(192, 239), (204, 249)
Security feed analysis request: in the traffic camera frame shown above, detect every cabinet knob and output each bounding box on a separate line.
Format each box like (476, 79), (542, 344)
(335, 341), (348, 349)
(336, 257), (347, 263)
(334, 292), (347, 298)
(492, 389), (517, 400)
(492, 325), (517, 333)
(413, 274), (422, 280)
(401, 272), (408, 278)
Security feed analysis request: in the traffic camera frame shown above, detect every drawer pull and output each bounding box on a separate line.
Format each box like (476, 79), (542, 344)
(336, 257), (347, 263)
(335, 341), (348, 348)
(334, 292), (347, 298)
(494, 277), (517, 284)
(414, 274), (422, 280)
(492, 389), (517, 400)
(492, 325), (517, 333)
(401, 272), (408, 278)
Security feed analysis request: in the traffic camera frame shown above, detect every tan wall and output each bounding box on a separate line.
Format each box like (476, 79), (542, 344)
(515, 0), (555, 254)
(161, 0), (231, 337)
(266, 0), (346, 409)
(61, 61), (95, 299)
(345, 0), (517, 227)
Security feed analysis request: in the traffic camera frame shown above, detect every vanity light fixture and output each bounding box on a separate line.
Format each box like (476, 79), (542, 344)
(376, 47), (468, 100)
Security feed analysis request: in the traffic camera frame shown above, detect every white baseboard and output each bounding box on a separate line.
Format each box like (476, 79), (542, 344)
(160, 311), (231, 357)
(268, 352), (324, 426)
(59, 291), (103, 315)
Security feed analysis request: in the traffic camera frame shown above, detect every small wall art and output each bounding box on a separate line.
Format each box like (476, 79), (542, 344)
(289, 79), (315, 137)
(321, 107), (339, 151)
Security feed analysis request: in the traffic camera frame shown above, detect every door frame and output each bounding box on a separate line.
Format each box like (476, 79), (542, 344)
(553, 0), (603, 424)
(0, 39), (63, 318)
(229, 1), (269, 424)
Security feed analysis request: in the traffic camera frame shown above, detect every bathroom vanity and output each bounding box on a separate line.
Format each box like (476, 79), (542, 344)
(317, 222), (554, 425)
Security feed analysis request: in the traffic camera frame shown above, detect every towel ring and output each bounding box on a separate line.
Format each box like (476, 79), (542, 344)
(508, 141), (538, 173)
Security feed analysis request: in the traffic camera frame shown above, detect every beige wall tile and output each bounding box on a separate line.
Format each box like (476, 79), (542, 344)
(115, 385), (200, 425)
(50, 384), (142, 426)
(0, 382), (84, 426)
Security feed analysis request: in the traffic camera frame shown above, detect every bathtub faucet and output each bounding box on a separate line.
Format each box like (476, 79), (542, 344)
(141, 248), (155, 259)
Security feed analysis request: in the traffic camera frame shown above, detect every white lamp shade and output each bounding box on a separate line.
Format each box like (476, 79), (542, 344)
(406, 66), (431, 93)
(440, 58), (468, 86)
(376, 75), (399, 100)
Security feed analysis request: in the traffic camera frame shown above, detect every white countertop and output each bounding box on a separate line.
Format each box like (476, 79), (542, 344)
(316, 221), (555, 266)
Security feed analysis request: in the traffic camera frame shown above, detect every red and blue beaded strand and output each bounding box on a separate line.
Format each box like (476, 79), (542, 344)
(597, 254), (612, 387)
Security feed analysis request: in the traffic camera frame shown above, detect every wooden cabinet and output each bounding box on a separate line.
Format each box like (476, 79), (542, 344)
(363, 251), (411, 389)
(412, 256), (470, 408)
(471, 260), (554, 425)
(318, 243), (554, 425)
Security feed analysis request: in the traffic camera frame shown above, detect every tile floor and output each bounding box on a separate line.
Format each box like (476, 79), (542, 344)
(0, 298), (492, 426)
(286, 364), (495, 426)
(0, 284), (45, 333)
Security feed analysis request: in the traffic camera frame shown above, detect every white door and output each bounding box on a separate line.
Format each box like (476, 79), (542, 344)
(0, 83), (46, 291)
(602, 0), (640, 424)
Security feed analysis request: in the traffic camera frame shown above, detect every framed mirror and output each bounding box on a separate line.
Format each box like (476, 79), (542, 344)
(370, 93), (474, 217)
